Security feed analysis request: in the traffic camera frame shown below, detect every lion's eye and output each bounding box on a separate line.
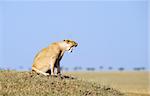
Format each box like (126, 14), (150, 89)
(66, 40), (70, 43)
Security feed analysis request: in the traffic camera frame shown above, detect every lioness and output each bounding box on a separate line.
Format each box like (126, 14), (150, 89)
(32, 39), (78, 76)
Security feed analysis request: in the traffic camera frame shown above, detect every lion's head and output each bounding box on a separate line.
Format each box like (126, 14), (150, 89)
(63, 39), (78, 52)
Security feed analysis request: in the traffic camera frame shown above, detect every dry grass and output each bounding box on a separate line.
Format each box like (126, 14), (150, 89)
(0, 70), (124, 96)
(65, 71), (150, 96)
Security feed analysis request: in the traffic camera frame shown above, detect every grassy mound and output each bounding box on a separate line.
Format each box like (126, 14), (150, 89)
(0, 70), (124, 96)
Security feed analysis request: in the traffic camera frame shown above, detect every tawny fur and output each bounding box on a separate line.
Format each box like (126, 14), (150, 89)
(32, 40), (78, 76)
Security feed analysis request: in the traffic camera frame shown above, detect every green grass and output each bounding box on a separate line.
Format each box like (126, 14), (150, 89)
(0, 70), (124, 96)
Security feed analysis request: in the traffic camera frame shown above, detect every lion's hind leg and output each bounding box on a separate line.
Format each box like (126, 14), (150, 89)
(32, 67), (49, 76)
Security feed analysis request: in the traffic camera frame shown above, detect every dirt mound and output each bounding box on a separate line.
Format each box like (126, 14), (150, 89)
(0, 70), (124, 96)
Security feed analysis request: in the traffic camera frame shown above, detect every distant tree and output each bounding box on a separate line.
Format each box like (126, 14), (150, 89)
(60, 66), (63, 71)
(78, 67), (82, 70)
(86, 67), (95, 71)
(133, 67), (146, 71)
(141, 67), (146, 70)
(118, 67), (124, 71)
(108, 66), (113, 70)
(28, 68), (31, 71)
(19, 66), (24, 70)
(99, 66), (103, 70)
(64, 67), (69, 71)
(133, 67), (140, 71)
(74, 66), (82, 71)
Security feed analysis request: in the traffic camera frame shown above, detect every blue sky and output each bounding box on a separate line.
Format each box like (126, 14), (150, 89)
(0, 0), (149, 71)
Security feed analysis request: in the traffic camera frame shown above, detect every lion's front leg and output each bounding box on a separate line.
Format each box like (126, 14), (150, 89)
(57, 62), (61, 75)
(50, 59), (56, 76)
(51, 64), (55, 76)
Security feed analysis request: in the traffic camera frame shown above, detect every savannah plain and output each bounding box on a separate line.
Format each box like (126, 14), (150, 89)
(66, 71), (150, 96)
(0, 70), (149, 96)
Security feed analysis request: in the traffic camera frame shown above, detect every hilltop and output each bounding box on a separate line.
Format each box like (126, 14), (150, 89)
(0, 70), (124, 96)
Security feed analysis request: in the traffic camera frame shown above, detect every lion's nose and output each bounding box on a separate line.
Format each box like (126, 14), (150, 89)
(75, 43), (78, 47)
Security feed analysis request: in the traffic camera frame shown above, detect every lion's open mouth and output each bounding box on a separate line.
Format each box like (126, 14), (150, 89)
(68, 47), (74, 53)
